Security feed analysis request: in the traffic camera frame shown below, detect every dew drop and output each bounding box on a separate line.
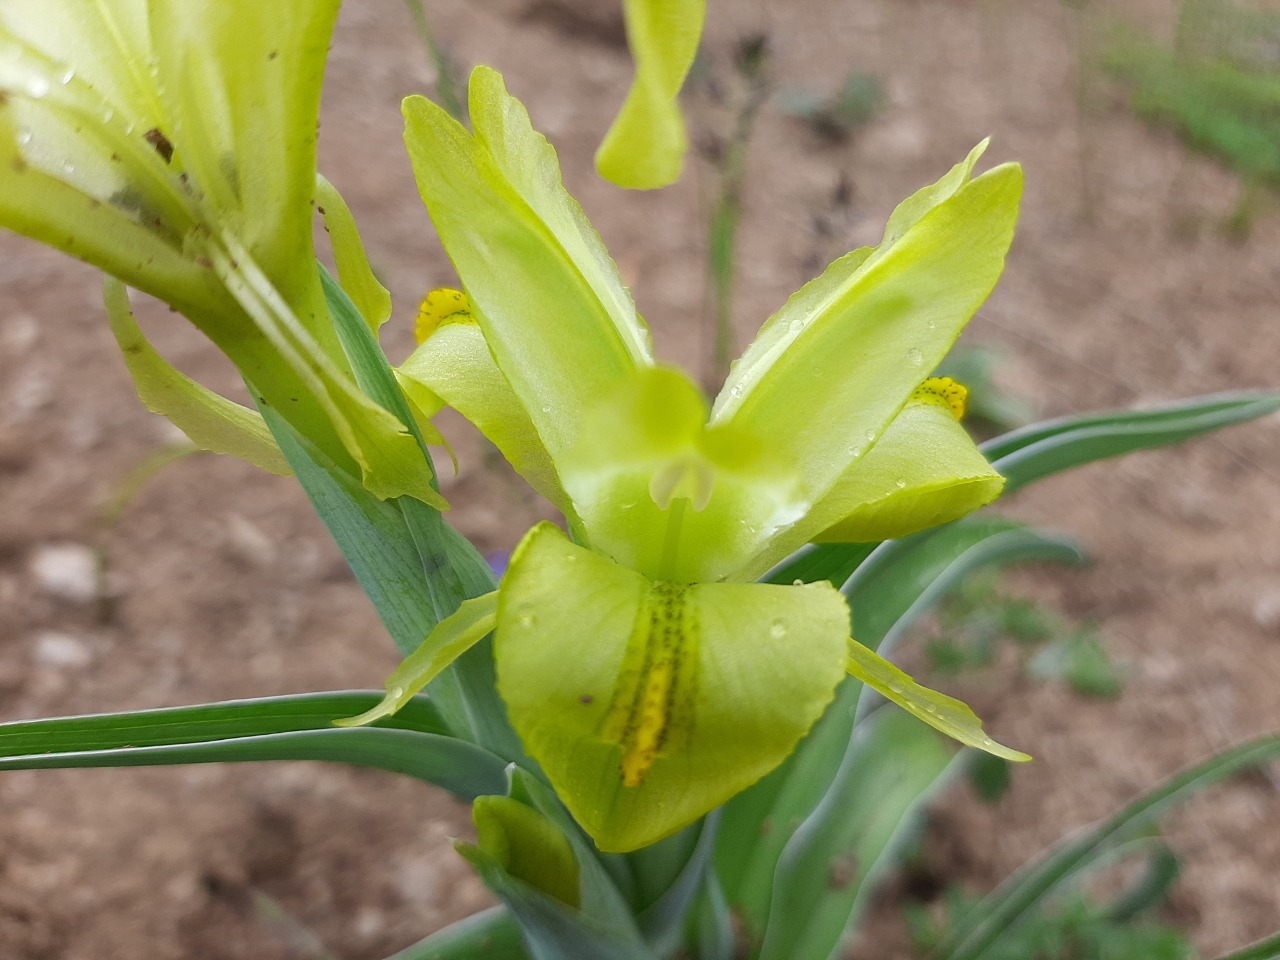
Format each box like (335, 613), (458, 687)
(894, 477), (907, 489)
(924, 703), (939, 715)
(865, 429), (876, 443)
(518, 612), (537, 628)
(847, 445), (863, 458)
(887, 682), (904, 695)
(925, 319), (937, 330)
(61, 160), (75, 175)
(389, 685), (405, 700)
(564, 553), (577, 563)
(792, 578), (805, 587)
(60, 68), (75, 85)
(906, 347), (924, 367)
(788, 319), (805, 334)
(729, 385), (742, 399)
(770, 618), (787, 640)
(540, 404), (551, 414)
(15, 129), (32, 146)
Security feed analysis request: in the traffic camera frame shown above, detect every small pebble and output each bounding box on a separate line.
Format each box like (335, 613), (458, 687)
(29, 542), (99, 604)
(32, 630), (92, 669)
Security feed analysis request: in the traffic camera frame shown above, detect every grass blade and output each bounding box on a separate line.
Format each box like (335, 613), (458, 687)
(930, 732), (1280, 960)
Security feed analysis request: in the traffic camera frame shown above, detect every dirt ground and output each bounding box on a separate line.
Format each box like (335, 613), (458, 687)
(2, 1), (1278, 958)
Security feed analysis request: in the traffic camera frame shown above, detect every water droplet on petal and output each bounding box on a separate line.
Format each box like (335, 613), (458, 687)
(925, 319), (937, 331)
(792, 578), (805, 587)
(865, 429), (876, 443)
(887, 682), (904, 695)
(770, 618), (787, 640)
(540, 404), (551, 414)
(925, 703), (939, 715)
(729, 385), (742, 399)
(518, 612), (537, 628)
(564, 553), (577, 563)
(788, 319), (805, 334)
(894, 477), (907, 489)
(60, 68), (75, 84)
(16, 129), (32, 146)
(61, 160), (75, 175)
(906, 347), (924, 367)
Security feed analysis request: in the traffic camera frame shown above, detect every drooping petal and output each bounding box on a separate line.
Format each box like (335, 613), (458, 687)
(845, 638), (1029, 762)
(334, 591), (499, 729)
(737, 379), (1005, 577)
(398, 318), (570, 517)
(402, 67), (654, 470)
(316, 174), (393, 333)
(558, 367), (804, 581)
(595, 0), (706, 190)
(103, 278), (291, 477)
(496, 523), (848, 852)
(711, 146), (1021, 566)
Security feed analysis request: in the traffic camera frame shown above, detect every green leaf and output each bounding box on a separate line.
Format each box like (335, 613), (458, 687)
(930, 732), (1280, 960)
(0, 692), (508, 799)
(460, 767), (654, 960)
(595, 0), (706, 189)
(1211, 932), (1280, 960)
(473, 796), (582, 908)
(103, 278), (291, 477)
(382, 907), (527, 960)
(721, 518), (1083, 934)
(983, 391), (1280, 494)
(757, 709), (964, 960)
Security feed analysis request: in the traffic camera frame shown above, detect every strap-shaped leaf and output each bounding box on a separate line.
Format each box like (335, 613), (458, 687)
(757, 709), (963, 960)
(383, 906), (527, 960)
(1211, 932), (1280, 960)
(721, 518), (1084, 933)
(985, 390), (1280, 493)
(595, 0), (706, 190)
(930, 732), (1280, 960)
(103, 278), (291, 477)
(0, 691), (508, 800)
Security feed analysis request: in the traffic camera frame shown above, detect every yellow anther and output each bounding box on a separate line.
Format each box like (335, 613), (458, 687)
(911, 376), (968, 420)
(414, 287), (473, 344)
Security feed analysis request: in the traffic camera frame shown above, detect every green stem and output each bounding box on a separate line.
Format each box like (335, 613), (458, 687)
(403, 0), (465, 121)
(385, 907), (527, 960)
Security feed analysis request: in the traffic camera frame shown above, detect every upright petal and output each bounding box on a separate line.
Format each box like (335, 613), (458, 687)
(146, 0), (341, 337)
(595, 0), (706, 189)
(403, 67), (653, 469)
(711, 147), (1020, 553)
(496, 524), (848, 851)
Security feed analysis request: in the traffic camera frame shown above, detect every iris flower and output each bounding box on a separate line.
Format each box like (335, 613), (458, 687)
(0, 0), (440, 505)
(342, 67), (1028, 852)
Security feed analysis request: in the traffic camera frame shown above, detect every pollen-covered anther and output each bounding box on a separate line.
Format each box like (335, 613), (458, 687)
(414, 287), (474, 344)
(911, 376), (968, 420)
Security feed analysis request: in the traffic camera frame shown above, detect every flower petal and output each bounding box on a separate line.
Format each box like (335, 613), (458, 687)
(595, 0), (706, 190)
(711, 146), (1020, 552)
(104, 278), (291, 477)
(845, 638), (1029, 762)
(316, 174), (393, 333)
(496, 523), (848, 852)
(146, 0), (341, 328)
(402, 67), (653, 469)
(737, 384), (1005, 577)
(398, 318), (570, 517)
(334, 590), (498, 728)
(558, 367), (804, 581)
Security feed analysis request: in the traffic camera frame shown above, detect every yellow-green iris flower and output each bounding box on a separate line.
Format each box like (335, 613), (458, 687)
(344, 66), (1027, 852)
(0, 0), (440, 506)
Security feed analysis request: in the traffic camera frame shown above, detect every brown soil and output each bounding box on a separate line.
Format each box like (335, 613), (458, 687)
(2, 1), (1278, 958)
